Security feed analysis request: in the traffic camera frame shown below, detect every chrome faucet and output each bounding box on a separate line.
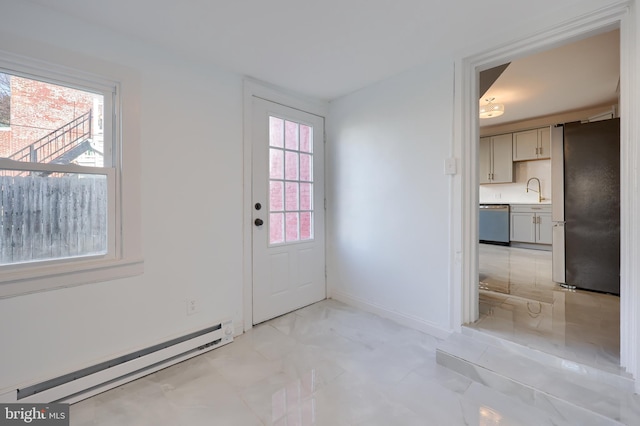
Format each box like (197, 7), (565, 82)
(526, 177), (543, 203)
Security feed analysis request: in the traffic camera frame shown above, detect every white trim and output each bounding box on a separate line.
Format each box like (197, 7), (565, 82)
(0, 258), (143, 299)
(619, 0), (640, 391)
(242, 78), (328, 332)
(0, 48), (117, 94)
(453, 0), (638, 379)
(244, 78), (329, 118)
(331, 291), (452, 341)
(0, 158), (110, 175)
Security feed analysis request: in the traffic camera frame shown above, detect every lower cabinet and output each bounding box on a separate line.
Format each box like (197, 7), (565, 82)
(510, 204), (552, 245)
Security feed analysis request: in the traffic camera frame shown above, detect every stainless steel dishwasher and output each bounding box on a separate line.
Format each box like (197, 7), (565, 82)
(479, 204), (510, 244)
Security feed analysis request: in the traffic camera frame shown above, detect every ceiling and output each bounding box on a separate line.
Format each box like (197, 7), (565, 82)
(480, 29), (620, 126)
(22, 0), (600, 101)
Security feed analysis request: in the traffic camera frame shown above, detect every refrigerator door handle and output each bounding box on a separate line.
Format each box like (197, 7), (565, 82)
(552, 221), (566, 284)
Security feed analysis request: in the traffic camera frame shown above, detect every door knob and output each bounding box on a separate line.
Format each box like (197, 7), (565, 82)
(254, 218), (264, 226)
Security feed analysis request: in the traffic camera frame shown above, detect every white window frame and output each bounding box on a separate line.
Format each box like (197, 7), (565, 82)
(0, 71), (9, 130)
(0, 51), (143, 298)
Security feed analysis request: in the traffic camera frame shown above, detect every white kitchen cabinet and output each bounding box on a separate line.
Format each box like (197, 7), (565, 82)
(536, 212), (553, 244)
(510, 204), (552, 245)
(479, 133), (513, 184)
(513, 127), (551, 161)
(510, 211), (536, 242)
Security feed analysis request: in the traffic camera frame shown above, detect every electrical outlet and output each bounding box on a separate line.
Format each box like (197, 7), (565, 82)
(186, 299), (198, 316)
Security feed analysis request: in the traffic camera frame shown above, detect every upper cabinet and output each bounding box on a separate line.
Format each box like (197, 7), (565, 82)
(479, 133), (513, 184)
(512, 126), (551, 161)
(480, 125), (551, 184)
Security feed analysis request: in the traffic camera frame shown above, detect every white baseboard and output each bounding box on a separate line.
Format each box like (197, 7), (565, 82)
(331, 291), (452, 340)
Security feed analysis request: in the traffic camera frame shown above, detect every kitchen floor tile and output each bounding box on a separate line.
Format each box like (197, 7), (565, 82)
(475, 243), (623, 375)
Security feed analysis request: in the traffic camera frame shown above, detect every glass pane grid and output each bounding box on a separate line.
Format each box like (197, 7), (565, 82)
(268, 116), (314, 245)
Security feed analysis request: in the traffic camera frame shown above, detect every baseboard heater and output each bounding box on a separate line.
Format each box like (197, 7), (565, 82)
(14, 320), (233, 404)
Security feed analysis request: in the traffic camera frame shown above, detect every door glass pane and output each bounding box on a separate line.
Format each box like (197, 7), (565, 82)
(300, 153), (312, 182)
(285, 151), (298, 180)
(285, 120), (299, 150)
(270, 148), (284, 179)
(285, 182), (299, 211)
(285, 213), (299, 242)
(269, 117), (284, 148)
(300, 183), (312, 211)
(300, 212), (313, 240)
(270, 181), (284, 211)
(300, 125), (312, 153)
(268, 116), (314, 245)
(270, 213), (284, 244)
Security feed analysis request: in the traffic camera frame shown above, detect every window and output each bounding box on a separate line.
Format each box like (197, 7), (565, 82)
(0, 54), (137, 296)
(268, 116), (314, 244)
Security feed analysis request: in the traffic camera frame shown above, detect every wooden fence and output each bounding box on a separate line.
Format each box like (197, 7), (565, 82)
(1, 175), (107, 265)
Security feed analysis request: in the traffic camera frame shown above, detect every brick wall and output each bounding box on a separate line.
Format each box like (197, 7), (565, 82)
(0, 76), (95, 158)
(0, 129), (8, 158)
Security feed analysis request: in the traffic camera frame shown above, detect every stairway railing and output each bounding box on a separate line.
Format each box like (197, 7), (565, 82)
(9, 109), (92, 164)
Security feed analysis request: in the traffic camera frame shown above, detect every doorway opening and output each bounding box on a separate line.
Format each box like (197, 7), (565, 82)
(454, 1), (638, 381)
(473, 30), (622, 374)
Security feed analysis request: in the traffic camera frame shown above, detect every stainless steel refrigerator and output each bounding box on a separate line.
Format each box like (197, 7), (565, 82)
(551, 118), (620, 294)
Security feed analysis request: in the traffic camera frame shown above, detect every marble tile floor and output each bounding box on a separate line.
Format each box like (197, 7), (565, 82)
(474, 243), (623, 375)
(436, 331), (640, 424)
(68, 299), (628, 426)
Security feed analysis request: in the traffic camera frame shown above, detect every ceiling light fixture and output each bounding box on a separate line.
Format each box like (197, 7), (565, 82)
(479, 98), (505, 119)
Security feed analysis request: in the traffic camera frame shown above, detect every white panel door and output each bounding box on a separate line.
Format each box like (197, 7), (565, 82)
(252, 97), (326, 324)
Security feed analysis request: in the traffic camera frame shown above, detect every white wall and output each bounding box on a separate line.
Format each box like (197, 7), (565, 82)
(326, 0), (637, 342)
(0, 2), (245, 391)
(327, 61), (454, 336)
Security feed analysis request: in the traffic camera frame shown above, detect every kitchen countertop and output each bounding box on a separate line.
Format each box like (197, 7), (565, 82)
(509, 202), (552, 205)
(480, 202), (552, 205)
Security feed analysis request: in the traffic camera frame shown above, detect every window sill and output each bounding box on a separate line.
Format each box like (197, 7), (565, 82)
(0, 258), (144, 299)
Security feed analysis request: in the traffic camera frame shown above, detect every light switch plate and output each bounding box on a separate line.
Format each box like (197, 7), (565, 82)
(444, 158), (457, 175)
